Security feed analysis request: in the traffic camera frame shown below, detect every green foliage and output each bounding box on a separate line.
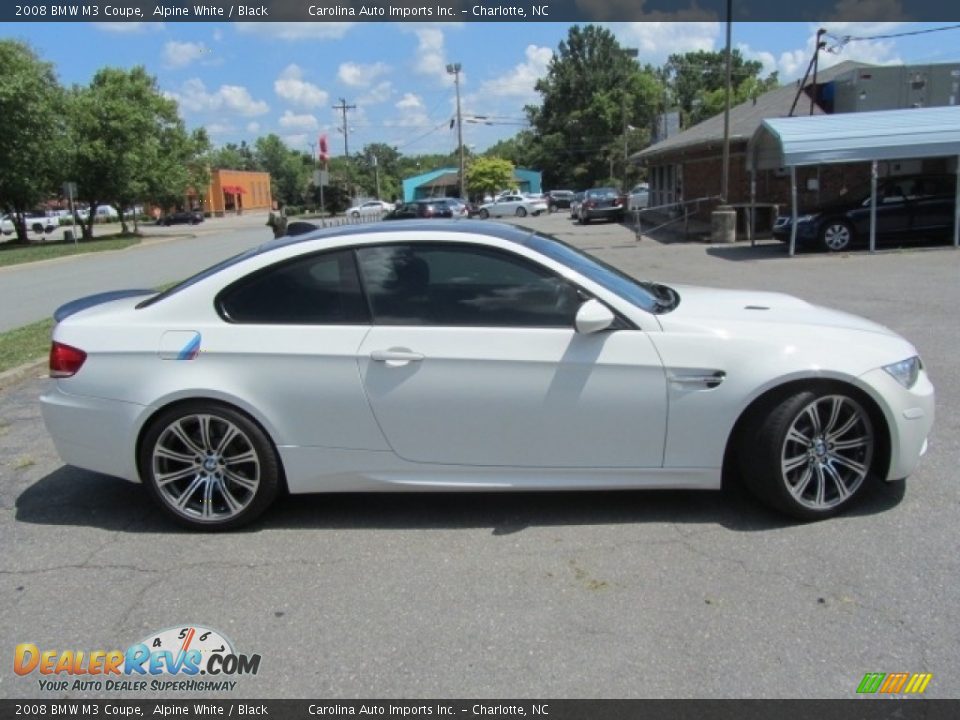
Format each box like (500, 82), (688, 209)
(663, 49), (778, 127)
(525, 25), (661, 190)
(466, 157), (515, 198)
(66, 66), (202, 237)
(0, 40), (66, 244)
(255, 134), (312, 207)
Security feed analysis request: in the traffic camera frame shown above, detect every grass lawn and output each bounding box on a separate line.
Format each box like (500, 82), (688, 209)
(0, 234), (141, 268)
(0, 318), (54, 374)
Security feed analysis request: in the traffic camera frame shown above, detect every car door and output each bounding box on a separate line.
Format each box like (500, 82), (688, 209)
(910, 176), (954, 236)
(354, 242), (668, 469)
(851, 180), (912, 238)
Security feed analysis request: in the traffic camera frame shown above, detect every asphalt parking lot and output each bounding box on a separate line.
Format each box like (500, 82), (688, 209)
(2, 213), (958, 699)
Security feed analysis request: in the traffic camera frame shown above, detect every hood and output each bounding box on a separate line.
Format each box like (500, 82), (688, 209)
(54, 289), (154, 323)
(660, 285), (897, 337)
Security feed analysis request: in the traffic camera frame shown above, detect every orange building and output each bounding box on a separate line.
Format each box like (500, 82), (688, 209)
(190, 169), (273, 217)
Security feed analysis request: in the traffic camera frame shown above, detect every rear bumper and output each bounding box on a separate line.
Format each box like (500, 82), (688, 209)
(583, 207), (625, 221)
(40, 385), (145, 483)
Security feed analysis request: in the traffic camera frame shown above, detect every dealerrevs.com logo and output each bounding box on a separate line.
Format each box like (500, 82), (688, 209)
(15, 625), (261, 693)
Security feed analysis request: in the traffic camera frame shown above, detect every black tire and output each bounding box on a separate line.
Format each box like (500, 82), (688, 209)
(479, 209), (489, 219)
(579, 214), (589, 225)
(139, 402), (281, 531)
(516, 207), (528, 217)
(738, 389), (877, 520)
(820, 219), (854, 252)
(31, 222), (44, 234)
(351, 211), (360, 219)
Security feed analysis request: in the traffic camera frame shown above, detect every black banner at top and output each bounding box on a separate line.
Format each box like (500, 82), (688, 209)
(3, 0), (960, 23)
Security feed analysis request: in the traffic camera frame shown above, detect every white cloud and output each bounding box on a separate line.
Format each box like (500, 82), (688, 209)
(281, 134), (309, 149)
(279, 111), (319, 131)
(165, 79), (269, 117)
(212, 28), (224, 42)
(92, 22), (162, 33)
(357, 81), (393, 106)
(390, 93), (431, 128)
(207, 123), (236, 136)
(236, 22), (354, 40)
(338, 61), (391, 87)
(274, 64), (329, 108)
(163, 41), (209, 69)
(477, 45), (552, 101)
(406, 28), (462, 86)
(246, 121), (260, 133)
(768, 25), (903, 81)
(615, 22), (719, 62)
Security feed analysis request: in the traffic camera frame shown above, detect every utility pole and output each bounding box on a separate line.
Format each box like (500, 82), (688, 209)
(446, 63), (465, 199)
(720, 0), (733, 204)
(332, 98), (356, 156)
(622, 48), (639, 191)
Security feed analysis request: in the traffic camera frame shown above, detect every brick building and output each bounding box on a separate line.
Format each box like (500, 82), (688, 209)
(187, 169), (273, 217)
(632, 60), (960, 231)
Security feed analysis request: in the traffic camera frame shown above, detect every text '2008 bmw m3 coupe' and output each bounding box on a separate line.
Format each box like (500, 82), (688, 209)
(41, 220), (934, 530)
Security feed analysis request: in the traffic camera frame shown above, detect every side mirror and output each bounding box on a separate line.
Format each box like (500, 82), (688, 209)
(575, 299), (615, 334)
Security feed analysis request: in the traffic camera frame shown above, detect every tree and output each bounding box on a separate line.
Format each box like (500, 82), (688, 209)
(526, 25), (661, 190)
(255, 134), (311, 207)
(0, 40), (65, 244)
(466, 157), (514, 199)
(209, 141), (258, 171)
(67, 66), (196, 238)
(663, 49), (778, 127)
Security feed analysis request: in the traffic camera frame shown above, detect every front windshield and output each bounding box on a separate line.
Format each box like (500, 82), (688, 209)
(525, 232), (677, 314)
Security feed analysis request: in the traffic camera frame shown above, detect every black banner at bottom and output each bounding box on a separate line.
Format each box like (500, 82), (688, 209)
(2, 700), (959, 720)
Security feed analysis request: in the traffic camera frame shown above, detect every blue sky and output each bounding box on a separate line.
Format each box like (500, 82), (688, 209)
(5, 21), (960, 156)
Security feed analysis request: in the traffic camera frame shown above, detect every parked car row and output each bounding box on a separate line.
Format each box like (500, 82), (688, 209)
(773, 173), (957, 252)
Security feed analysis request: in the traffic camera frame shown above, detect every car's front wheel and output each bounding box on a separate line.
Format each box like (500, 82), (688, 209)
(478, 209), (489, 219)
(140, 403), (280, 530)
(740, 389), (876, 520)
(820, 219), (854, 251)
(516, 207), (527, 217)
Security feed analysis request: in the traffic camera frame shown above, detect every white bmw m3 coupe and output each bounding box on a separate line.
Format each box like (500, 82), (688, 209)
(41, 221), (934, 529)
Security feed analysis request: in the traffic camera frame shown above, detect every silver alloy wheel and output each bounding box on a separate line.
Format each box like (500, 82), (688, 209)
(151, 414), (261, 523)
(823, 223), (851, 250)
(516, 207), (527, 217)
(780, 395), (873, 510)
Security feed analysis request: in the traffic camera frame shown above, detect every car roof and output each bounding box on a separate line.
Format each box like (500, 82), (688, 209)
(266, 219), (535, 253)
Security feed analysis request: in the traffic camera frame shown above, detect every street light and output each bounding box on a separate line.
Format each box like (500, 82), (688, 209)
(446, 62), (466, 200)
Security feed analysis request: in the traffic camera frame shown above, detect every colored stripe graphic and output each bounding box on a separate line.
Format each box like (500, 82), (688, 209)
(857, 672), (932, 694)
(177, 334), (201, 360)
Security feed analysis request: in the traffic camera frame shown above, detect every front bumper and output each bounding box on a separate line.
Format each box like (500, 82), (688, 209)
(858, 367), (935, 481)
(40, 384), (146, 483)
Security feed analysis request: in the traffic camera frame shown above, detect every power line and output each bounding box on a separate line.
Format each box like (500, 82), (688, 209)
(825, 23), (960, 52)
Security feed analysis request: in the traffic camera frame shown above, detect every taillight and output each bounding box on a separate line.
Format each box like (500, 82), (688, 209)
(49, 341), (87, 378)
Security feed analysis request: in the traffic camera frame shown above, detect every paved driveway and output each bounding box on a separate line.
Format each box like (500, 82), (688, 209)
(1, 215), (958, 699)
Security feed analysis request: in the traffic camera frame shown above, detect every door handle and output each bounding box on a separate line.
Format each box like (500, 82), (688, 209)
(370, 349), (424, 365)
(669, 371), (726, 389)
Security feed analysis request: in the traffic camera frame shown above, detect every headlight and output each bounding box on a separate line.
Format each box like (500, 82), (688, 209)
(795, 214), (816, 223)
(883, 356), (921, 388)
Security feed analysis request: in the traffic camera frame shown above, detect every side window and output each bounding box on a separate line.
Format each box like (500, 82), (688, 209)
(217, 249), (370, 325)
(356, 244), (581, 328)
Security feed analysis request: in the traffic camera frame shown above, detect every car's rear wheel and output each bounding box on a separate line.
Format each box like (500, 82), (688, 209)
(516, 207), (527, 217)
(820, 220), (854, 252)
(739, 390), (876, 520)
(140, 403), (280, 530)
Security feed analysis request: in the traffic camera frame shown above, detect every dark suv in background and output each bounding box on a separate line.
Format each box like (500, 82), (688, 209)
(383, 200), (454, 220)
(773, 174), (957, 252)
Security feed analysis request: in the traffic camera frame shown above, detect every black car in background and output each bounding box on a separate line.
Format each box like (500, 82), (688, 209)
(773, 174), (957, 252)
(547, 190), (575, 212)
(158, 210), (204, 226)
(578, 187), (626, 224)
(383, 200), (454, 220)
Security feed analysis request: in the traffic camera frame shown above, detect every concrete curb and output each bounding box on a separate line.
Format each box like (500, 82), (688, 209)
(0, 356), (47, 392)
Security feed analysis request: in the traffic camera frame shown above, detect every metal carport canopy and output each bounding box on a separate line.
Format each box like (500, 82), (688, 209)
(748, 106), (960, 255)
